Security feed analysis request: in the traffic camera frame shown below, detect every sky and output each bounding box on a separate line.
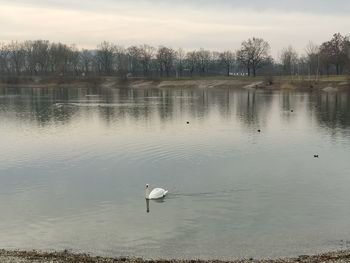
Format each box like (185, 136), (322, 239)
(0, 0), (349, 57)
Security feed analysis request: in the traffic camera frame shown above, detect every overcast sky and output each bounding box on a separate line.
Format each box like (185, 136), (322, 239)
(0, 0), (349, 57)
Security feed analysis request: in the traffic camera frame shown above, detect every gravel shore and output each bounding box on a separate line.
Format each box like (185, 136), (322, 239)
(1, 250), (350, 263)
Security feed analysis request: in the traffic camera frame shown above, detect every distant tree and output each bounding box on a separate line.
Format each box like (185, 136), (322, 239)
(237, 37), (270, 77)
(345, 39), (350, 74)
(261, 56), (275, 84)
(127, 46), (141, 75)
(139, 44), (155, 77)
(96, 41), (116, 75)
(68, 45), (80, 76)
(156, 46), (175, 77)
(175, 48), (186, 77)
(8, 41), (26, 75)
(0, 43), (10, 74)
(319, 44), (332, 76)
(320, 33), (349, 75)
(49, 42), (72, 75)
(23, 40), (50, 75)
(115, 46), (128, 76)
(280, 46), (298, 76)
(219, 50), (235, 76)
(196, 49), (211, 76)
(186, 51), (197, 77)
(305, 41), (320, 80)
(297, 55), (309, 77)
(80, 49), (93, 75)
(210, 51), (223, 75)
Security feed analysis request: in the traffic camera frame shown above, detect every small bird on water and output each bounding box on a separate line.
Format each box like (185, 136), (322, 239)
(314, 155), (319, 158)
(258, 129), (261, 133)
(187, 121), (190, 124)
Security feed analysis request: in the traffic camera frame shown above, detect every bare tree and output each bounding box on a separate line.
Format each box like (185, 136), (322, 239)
(237, 37), (270, 77)
(175, 48), (186, 78)
(219, 50), (235, 76)
(280, 46), (298, 77)
(319, 33), (349, 75)
(49, 42), (72, 75)
(8, 41), (26, 75)
(305, 41), (320, 80)
(196, 49), (211, 76)
(96, 41), (117, 75)
(0, 43), (10, 74)
(80, 49), (93, 75)
(186, 51), (197, 77)
(139, 44), (155, 77)
(114, 46), (128, 77)
(319, 43), (332, 76)
(156, 46), (175, 77)
(127, 46), (141, 76)
(68, 45), (80, 76)
(346, 38), (350, 74)
(24, 40), (50, 75)
(236, 48), (251, 76)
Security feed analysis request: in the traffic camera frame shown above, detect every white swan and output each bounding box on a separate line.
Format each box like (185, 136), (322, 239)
(145, 184), (168, 200)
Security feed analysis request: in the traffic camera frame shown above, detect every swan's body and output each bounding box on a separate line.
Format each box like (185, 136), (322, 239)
(149, 188), (168, 199)
(145, 184), (168, 200)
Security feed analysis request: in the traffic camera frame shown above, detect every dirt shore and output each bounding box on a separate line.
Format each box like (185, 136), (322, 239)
(1, 250), (350, 263)
(0, 76), (349, 91)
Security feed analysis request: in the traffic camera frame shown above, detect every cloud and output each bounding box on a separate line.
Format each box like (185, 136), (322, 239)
(3, 0), (350, 15)
(0, 0), (349, 57)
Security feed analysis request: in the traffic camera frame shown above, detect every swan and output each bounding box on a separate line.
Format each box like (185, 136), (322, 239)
(145, 184), (168, 200)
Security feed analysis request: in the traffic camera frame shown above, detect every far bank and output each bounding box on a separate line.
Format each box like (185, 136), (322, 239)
(0, 75), (349, 92)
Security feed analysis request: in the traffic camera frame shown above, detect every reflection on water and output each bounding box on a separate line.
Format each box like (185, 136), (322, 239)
(146, 198), (167, 214)
(0, 86), (349, 133)
(146, 199), (149, 213)
(0, 86), (350, 259)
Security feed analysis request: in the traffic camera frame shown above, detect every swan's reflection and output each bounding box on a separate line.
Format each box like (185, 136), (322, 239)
(145, 198), (166, 213)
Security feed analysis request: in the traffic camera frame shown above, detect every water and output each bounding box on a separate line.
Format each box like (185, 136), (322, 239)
(0, 86), (350, 260)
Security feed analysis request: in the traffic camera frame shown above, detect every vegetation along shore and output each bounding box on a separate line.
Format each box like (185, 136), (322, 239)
(0, 33), (349, 82)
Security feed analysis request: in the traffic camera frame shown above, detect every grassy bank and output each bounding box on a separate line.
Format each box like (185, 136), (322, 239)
(1, 249), (350, 263)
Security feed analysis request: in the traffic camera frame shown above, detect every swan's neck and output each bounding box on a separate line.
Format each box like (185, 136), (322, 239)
(145, 188), (150, 199)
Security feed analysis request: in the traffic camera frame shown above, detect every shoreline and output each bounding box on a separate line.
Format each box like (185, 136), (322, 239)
(0, 76), (349, 92)
(1, 249), (350, 263)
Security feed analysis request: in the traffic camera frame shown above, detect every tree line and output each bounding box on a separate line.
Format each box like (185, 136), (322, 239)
(0, 33), (349, 78)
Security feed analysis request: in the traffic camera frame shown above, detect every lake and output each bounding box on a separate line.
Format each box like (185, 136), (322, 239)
(0, 86), (350, 260)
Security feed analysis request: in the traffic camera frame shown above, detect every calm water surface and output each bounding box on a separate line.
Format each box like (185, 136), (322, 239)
(0, 86), (350, 259)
